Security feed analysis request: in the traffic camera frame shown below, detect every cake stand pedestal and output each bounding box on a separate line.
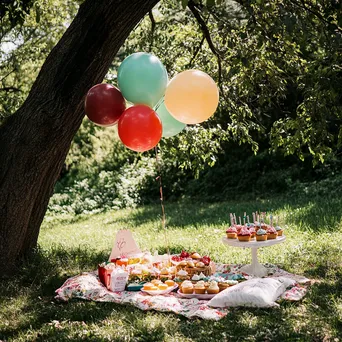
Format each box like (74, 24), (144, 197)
(222, 236), (286, 277)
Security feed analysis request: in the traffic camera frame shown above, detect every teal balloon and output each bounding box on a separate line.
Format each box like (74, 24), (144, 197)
(156, 101), (186, 138)
(117, 52), (168, 107)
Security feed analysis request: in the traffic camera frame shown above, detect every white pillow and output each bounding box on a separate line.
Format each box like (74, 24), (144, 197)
(207, 277), (296, 308)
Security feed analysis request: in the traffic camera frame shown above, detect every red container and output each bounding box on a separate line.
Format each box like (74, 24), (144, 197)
(98, 265), (113, 289)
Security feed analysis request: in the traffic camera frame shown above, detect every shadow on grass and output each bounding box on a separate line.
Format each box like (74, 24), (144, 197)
(1, 245), (342, 341)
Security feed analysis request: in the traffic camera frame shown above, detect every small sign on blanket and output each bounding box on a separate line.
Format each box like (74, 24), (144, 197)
(109, 229), (141, 261)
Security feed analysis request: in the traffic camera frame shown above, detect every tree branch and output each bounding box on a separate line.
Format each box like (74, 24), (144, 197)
(148, 10), (156, 52)
(0, 68), (16, 83)
(0, 87), (21, 92)
(188, 1), (222, 58)
(188, 0), (224, 90)
(187, 34), (205, 68)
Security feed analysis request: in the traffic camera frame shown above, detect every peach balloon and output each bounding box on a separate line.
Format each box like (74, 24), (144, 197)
(164, 70), (219, 124)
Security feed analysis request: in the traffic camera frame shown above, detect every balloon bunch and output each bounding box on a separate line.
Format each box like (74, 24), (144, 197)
(85, 52), (219, 152)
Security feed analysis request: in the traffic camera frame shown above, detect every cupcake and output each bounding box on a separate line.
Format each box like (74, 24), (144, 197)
(158, 283), (168, 291)
(207, 280), (220, 294)
(226, 226), (238, 239)
(261, 223), (269, 230)
(176, 269), (189, 281)
(235, 225), (244, 233)
(181, 281), (194, 294)
(256, 228), (267, 241)
(159, 268), (171, 281)
(218, 281), (230, 292)
(248, 226), (256, 238)
(237, 227), (251, 242)
(143, 283), (155, 291)
(267, 226), (278, 239)
(165, 279), (175, 287)
(226, 280), (238, 286)
(275, 225), (283, 236)
(194, 280), (206, 294)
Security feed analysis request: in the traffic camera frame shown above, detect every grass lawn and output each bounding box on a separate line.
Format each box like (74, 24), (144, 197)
(1, 197), (342, 341)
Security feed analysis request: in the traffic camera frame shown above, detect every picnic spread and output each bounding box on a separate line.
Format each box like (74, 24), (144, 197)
(55, 216), (311, 321)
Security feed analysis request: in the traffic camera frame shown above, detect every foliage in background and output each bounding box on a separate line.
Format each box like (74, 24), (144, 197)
(1, 0), (341, 214)
(0, 0), (78, 121)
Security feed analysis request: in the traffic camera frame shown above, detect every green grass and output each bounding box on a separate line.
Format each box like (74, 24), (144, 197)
(1, 197), (342, 341)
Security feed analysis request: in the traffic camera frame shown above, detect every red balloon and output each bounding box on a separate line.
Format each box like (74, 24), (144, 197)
(118, 105), (162, 152)
(85, 83), (126, 126)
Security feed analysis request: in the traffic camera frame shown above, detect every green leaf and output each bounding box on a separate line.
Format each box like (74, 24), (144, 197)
(207, 0), (216, 6)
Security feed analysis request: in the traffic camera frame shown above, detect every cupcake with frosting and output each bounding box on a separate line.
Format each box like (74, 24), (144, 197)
(218, 281), (230, 292)
(235, 225), (244, 233)
(176, 269), (189, 281)
(275, 225), (283, 236)
(194, 280), (206, 294)
(181, 280), (194, 294)
(267, 226), (278, 239)
(256, 228), (267, 241)
(207, 280), (220, 294)
(191, 274), (201, 283)
(248, 226), (256, 238)
(237, 227), (251, 242)
(159, 267), (171, 281)
(226, 226), (238, 239)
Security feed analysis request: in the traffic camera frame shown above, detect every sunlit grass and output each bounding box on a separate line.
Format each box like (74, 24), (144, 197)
(1, 197), (342, 341)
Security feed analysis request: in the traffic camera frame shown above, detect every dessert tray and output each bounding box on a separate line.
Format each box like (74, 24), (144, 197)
(141, 284), (178, 296)
(176, 289), (217, 300)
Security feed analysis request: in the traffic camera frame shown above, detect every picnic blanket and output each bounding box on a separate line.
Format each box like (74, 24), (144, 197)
(55, 263), (310, 321)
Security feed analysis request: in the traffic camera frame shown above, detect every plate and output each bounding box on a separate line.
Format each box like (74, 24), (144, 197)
(141, 284), (178, 296)
(176, 289), (217, 299)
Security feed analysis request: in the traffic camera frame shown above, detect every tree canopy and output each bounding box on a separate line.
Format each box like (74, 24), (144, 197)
(0, 0), (341, 273)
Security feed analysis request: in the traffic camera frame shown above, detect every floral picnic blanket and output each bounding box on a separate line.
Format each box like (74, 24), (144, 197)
(55, 263), (310, 321)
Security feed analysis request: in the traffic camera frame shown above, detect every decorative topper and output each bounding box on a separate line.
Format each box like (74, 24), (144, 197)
(109, 229), (141, 261)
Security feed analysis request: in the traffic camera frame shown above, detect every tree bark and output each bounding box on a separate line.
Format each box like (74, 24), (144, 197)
(0, 0), (160, 275)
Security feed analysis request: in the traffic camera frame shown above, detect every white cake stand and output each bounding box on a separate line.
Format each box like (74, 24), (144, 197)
(222, 236), (286, 277)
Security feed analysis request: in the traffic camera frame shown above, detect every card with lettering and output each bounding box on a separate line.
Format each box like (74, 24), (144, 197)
(109, 229), (141, 261)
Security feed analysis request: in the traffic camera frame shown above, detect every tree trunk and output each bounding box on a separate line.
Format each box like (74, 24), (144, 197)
(0, 0), (160, 275)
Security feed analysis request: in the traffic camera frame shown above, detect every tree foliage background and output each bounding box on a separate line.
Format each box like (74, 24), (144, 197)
(1, 0), (341, 215)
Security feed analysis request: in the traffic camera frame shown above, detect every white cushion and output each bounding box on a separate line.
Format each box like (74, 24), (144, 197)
(207, 277), (296, 308)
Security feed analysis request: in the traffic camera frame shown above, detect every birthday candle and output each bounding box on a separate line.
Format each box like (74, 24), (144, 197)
(247, 215), (250, 224)
(239, 216), (242, 225)
(252, 212), (256, 223)
(270, 214), (273, 227)
(243, 212), (246, 225)
(230, 213), (234, 226)
(233, 213), (237, 225)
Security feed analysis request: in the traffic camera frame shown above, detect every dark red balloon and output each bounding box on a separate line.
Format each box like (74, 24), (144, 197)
(118, 105), (162, 152)
(85, 83), (126, 126)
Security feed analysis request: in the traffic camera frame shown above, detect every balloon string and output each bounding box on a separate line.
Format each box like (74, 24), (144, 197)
(154, 96), (164, 111)
(154, 145), (170, 257)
